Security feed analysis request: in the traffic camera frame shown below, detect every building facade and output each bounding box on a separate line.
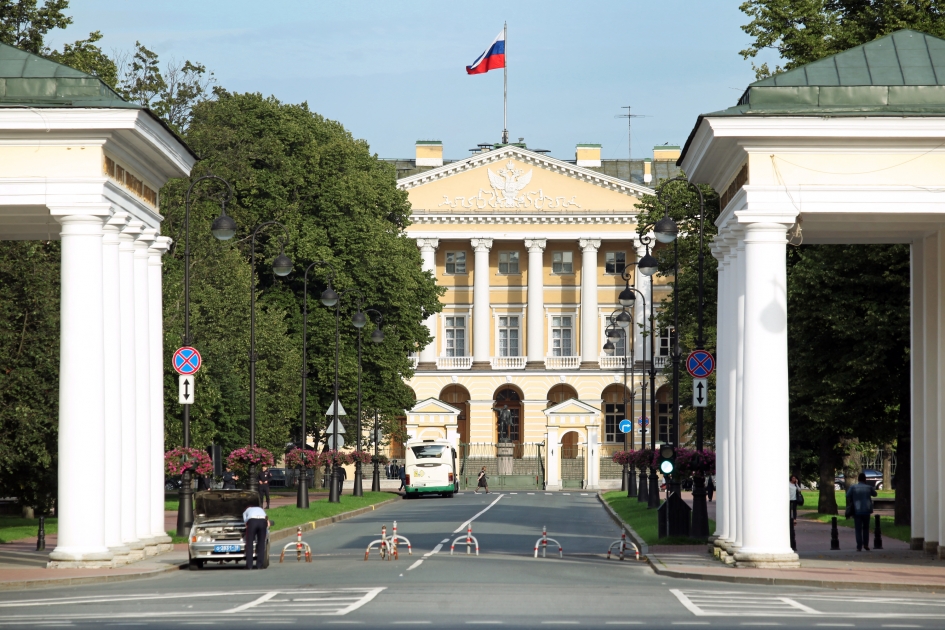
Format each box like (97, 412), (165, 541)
(395, 141), (679, 489)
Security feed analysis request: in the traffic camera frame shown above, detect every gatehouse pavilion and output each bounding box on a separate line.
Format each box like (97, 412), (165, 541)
(682, 29), (945, 566)
(0, 44), (194, 567)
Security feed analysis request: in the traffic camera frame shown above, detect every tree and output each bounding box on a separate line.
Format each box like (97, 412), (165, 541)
(0, 0), (70, 54)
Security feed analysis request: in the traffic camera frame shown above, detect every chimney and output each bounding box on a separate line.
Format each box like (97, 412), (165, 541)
(653, 145), (681, 162)
(643, 158), (652, 184)
(575, 143), (602, 167)
(416, 140), (443, 167)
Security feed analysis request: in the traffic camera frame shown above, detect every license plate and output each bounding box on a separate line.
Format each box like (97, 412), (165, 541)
(213, 544), (241, 553)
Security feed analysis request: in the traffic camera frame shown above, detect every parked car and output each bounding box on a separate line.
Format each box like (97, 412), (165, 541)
(164, 476), (181, 491)
(835, 469), (884, 490)
(268, 468), (288, 488)
(187, 490), (269, 570)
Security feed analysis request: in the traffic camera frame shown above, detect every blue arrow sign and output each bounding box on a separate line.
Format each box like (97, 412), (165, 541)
(618, 419), (633, 434)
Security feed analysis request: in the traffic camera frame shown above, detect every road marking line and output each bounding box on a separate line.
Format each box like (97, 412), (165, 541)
(392, 622), (430, 625)
(882, 626), (923, 628)
(223, 593), (278, 614)
(541, 622), (578, 625)
(670, 590), (706, 616)
(672, 624), (710, 626)
(334, 588), (386, 616)
(453, 494), (504, 533)
(441, 539), (450, 543)
(815, 625), (854, 628)
(407, 559), (423, 571)
(545, 493), (552, 495)
(563, 493), (570, 495)
(528, 493), (535, 495)
(780, 598), (820, 614)
(424, 544), (443, 557)
(510, 492), (517, 494)
(605, 623), (642, 626)
(581, 493), (589, 495)
(740, 624), (782, 626)
(466, 622), (503, 625)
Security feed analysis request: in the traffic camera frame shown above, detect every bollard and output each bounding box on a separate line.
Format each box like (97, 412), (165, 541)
(606, 531), (639, 561)
(280, 526), (313, 563)
(391, 520), (412, 556)
(450, 523), (479, 555)
(874, 514), (883, 550)
(364, 524), (393, 561)
(830, 516), (840, 550)
(533, 525), (563, 559)
(36, 515), (45, 552)
(789, 516), (796, 552)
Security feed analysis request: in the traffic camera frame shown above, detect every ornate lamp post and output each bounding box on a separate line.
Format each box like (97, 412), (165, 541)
(176, 175), (236, 537)
(637, 239), (662, 509)
(614, 282), (650, 505)
(371, 409), (382, 491)
(353, 308), (384, 497)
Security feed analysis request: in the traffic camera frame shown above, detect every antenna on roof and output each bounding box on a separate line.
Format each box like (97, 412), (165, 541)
(615, 106), (650, 164)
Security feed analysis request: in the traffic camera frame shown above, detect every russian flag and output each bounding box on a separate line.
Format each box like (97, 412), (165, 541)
(466, 30), (505, 75)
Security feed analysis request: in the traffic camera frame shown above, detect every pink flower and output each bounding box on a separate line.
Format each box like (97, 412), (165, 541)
(164, 447), (214, 476)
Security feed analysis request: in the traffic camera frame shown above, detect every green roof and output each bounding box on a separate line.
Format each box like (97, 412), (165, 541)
(0, 42), (135, 108)
(415, 140), (442, 145)
(576, 143), (601, 148)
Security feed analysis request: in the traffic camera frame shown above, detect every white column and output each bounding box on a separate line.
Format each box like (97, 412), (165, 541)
(149, 237), (173, 548)
(48, 214), (113, 567)
(102, 212), (130, 562)
(724, 231), (741, 555)
(586, 424), (600, 490)
(546, 426), (560, 490)
(118, 221), (143, 556)
(416, 238), (439, 370)
(633, 241), (650, 361)
(524, 238), (547, 369)
(732, 236), (746, 555)
(579, 238), (601, 368)
(470, 238), (493, 369)
(734, 221), (798, 567)
(710, 238), (728, 548)
(939, 230), (945, 559)
(911, 236), (926, 549)
(924, 231), (940, 552)
(134, 228), (156, 549)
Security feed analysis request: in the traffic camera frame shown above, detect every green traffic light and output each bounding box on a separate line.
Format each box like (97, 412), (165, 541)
(659, 459), (675, 475)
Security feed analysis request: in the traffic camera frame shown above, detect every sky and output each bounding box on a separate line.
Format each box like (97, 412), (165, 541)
(52, 0), (781, 162)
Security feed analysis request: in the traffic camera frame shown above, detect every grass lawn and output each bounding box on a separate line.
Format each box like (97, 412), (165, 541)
(0, 517), (57, 544)
(167, 491), (396, 545)
(804, 512), (910, 543)
(800, 489), (894, 509)
(165, 500), (179, 511)
(603, 491), (715, 545)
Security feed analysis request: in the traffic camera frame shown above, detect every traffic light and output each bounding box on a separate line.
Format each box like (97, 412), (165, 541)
(658, 444), (676, 476)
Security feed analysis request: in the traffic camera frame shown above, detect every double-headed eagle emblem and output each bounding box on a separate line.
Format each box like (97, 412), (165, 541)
(487, 161), (533, 208)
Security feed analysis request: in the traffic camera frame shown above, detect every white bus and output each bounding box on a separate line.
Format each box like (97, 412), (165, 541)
(403, 439), (458, 498)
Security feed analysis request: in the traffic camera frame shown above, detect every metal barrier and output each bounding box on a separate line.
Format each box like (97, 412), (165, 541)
(279, 527), (312, 563)
(391, 520), (412, 556)
(364, 524), (397, 561)
(534, 525), (563, 558)
(606, 531), (639, 561)
(450, 523), (479, 555)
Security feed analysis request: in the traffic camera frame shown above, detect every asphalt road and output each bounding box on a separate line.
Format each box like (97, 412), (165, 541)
(1, 491), (944, 629)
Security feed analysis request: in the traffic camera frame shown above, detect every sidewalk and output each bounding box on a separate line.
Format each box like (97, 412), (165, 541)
(642, 492), (945, 593)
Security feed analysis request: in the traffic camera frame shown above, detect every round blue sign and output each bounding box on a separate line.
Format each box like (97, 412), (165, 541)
(618, 419), (633, 434)
(638, 417), (649, 428)
(686, 350), (715, 378)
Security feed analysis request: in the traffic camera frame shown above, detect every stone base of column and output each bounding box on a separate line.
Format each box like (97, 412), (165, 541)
(579, 361), (600, 370)
(125, 539), (146, 562)
(924, 540), (939, 553)
(719, 550), (736, 565)
(545, 481), (562, 491)
(910, 537), (925, 551)
(470, 361), (492, 371)
(733, 551), (800, 568)
(937, 545), (945, 560)
(108, 544), (132, 567)
(47, 547), (115, 569)
(525, 361), (545, 370)
(416, 362), (437, 371)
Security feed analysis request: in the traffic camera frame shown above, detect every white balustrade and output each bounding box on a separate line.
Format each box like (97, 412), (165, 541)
(598, 356), (629, 370)
(544, 356), (581, 370)
(490, 356), (527, 370)
(436, 356), (473, 370)
(655, 356), (669, 368)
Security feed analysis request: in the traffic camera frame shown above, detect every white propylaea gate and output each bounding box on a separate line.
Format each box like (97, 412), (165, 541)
(0, 106), (193, 567)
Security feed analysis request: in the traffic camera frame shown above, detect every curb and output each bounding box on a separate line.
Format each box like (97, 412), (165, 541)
(596, 492), (649, 557)
(0, 494), (400, 592)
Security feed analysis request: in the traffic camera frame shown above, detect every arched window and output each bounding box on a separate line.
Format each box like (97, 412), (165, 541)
(440, 384), (471, 444)
(546, 383), (578, 408)
(601, 384), (631, 443)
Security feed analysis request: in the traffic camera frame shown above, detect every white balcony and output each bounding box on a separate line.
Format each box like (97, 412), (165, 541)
(436, 356), (473, 370)
(599, 356), (629, 370)
(544, 355), (581, 370)
(490, 356), (527, 370)
(655, 355), (669, 368)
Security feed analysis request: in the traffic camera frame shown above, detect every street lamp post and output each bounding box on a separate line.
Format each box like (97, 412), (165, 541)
(176, 175), (236, 538)
(371, 409), (381, 491)
(637, 237), (662, 509)
(603, 302), (634, 497)
(353, 308), (384, 497)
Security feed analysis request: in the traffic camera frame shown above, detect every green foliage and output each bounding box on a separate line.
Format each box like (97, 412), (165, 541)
(0, 515), (57, 543)
(46, 30), (117, 87)
(740, 1), (945, 78)
(603, 491), (715, 544)
(0, 0), (70, 54)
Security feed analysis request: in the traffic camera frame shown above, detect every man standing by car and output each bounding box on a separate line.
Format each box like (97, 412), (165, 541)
(243, 505), (269, 570)
(846, 471), (878, 551)
(258, 465), (272, 509)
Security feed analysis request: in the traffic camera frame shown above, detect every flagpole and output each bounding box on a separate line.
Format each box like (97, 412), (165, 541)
(502, 21), (508, 144)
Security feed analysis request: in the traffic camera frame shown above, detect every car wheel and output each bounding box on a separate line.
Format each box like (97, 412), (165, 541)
(445, 492), (454, 498)
(165, 483), (177, 490)
(188, 558), (203, 571)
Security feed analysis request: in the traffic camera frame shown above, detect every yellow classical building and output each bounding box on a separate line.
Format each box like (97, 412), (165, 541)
(393, 141), (679, 489)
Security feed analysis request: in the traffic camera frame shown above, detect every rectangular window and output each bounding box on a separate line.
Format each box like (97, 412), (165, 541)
(605, 251), (626, 275)
(498, 316), (520, 356)
(498, 251), (520, 274)
(605, 401), (626, 443)
(552, 251), (573, 274)
(445, 316), (466, 357)
(613, 328), (627, 358)
(658, 402), (670, 443)
(445, 251), (466, 274)
(551, 316), (573, 356)
(658, 326), (676, 357)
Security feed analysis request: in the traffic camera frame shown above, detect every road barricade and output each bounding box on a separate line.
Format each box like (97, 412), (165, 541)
(364, 524), (397, 561)
(280, 527), (313, 563)
(534, 525), (563, 558)
(450, 523), (479, 556)
(392, 520), (412, 556)
(607, 531), (639, 561)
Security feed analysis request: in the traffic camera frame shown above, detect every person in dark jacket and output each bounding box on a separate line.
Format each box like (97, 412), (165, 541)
(257, 465), (272, 508)
(706, 474), (715, 502)
(398, 465), (406, 492)
(846, 471), (878, 551)
(222, 466), (239, 490)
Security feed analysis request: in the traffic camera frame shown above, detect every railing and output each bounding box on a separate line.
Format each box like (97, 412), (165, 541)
(599, 356), (629, 370)
(655, 355), (669, 368)
(436, 356), (473, 370)
(544, 355), (581, 370)
(409, 354), (419, 369)
(490, 356), (527, 370)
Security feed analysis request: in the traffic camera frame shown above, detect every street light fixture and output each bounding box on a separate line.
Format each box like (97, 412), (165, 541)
(176, 174), (234, 538)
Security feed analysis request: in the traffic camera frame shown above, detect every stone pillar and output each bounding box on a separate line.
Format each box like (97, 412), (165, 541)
(134, 228), (156, 550)
(416, 238), (439, 370)
(732, 236), (746, 555)
(525, 238), (547, 369)
(633, 240), (650, 363)
(586, 424), (600, 490)
(545, 426), (560, 490)
(48, 213), (113, 568)
(733, 221), (798, 568)
(148, 237), (173, 550)
(102, 212), (130, 564)
(118, 221), (143, 558)
(710, 238), (728, 549)
(579, 238), (601, 368)
(924, 231), (940, 553)
(938, 230), (945, 559)
(911, 236), (926, 550)
(723, 232), (740, 555)
(470, 238), (493, 370)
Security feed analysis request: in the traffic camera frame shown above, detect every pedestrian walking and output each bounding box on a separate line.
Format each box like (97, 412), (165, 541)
(222, 465), (239, 490)
(706, 474), (715, 502)
(242, 504), (269, 570)
(398, 465), (406, 491)
(475, 467), (489, 494)
(337, 465), (347, 495)
(789, 475), (803, 524)
(846, 471), (878, 551)
(257, 465), (272, 509)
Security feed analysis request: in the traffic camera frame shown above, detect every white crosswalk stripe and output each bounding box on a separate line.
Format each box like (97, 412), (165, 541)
(672, 590), (945, 620)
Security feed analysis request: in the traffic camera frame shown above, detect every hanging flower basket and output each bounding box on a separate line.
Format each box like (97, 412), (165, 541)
(611, 451), (633, 466)
(673, 448), (716, 479)
(316, 450), (352, 468)
(284, 448), (318, 469)
(165, 447), (213, 476)
(372, 453), (390, 465)
(348, 451), (373, 465)
(631, 448), (654, 471)
(227, 446), (275, 476)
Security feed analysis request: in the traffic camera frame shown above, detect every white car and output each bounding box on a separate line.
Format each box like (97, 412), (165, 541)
(187, 490), (270, 570)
